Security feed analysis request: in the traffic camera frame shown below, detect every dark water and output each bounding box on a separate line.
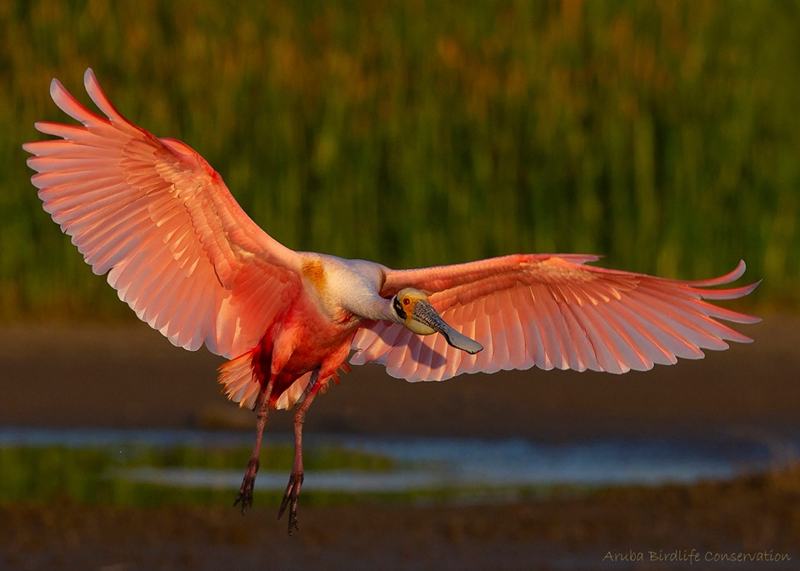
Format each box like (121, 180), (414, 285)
(1, 427), (794, 495)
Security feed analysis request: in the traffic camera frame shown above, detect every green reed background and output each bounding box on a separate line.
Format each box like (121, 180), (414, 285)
(1, 0), (798, 319)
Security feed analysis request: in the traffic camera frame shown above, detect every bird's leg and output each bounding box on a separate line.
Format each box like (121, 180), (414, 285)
(233, 377), (274, 513)
(278, 370), (322, 535)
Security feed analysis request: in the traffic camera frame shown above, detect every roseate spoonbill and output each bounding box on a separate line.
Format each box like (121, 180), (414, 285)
(24, 70), (760, 533)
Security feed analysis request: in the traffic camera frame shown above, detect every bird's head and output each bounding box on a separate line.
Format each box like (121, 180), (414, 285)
(391, 288), (483, 354)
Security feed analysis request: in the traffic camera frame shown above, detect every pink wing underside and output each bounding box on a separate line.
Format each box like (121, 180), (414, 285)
(24, 69), (302, 359)
(351, 255), (760, 381)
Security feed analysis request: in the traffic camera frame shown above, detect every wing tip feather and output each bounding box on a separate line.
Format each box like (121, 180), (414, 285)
(696, 279), (762, 301)
(49, 77), (65, 101)
(21, 141), (40, 155)
(83, 67), (126, 124)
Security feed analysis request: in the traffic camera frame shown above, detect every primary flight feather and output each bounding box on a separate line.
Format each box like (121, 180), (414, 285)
(24, 69), (759, 533)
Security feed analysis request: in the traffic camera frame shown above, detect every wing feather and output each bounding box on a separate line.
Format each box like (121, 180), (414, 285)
(352, 255), (759, 380)
(24, 69), (302, 358)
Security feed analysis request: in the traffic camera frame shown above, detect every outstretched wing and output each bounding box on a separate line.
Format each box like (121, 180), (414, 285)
(350, 254), (760, 381)
(24, 69), (302, 358)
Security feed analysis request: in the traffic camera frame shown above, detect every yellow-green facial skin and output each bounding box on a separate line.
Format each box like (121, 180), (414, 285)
(394, 287), (484, 355)
(396, 288), (436, 334)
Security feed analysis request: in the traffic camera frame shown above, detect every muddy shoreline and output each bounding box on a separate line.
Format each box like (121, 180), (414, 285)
(2, 468), (799, 571)
(1, 318), (798, 570)
(1, 317), (797, 442)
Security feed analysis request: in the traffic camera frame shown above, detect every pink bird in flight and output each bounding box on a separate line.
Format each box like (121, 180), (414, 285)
(24, 70), (759, 533)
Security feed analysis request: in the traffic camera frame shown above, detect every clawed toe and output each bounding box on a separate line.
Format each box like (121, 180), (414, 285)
(277, 472), (304, 535)
(233, 483), (254, 513)
(233, 458), (260, 514)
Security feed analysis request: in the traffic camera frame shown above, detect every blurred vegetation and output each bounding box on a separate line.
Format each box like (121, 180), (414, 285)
(0, 444), (395, 505)
(1, 0), (798, 320)
(0, 443), (592, 507)
(0, 443), (570, 506)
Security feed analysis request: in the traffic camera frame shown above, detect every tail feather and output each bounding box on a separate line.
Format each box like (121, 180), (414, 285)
(274, 371), (313, 410)
(218, 351), (261, 410)
(219, 355), (352, 411)
(274, 362), (351, 410)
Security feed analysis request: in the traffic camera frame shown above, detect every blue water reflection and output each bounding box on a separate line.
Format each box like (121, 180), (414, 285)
(1, 427), (794, 494)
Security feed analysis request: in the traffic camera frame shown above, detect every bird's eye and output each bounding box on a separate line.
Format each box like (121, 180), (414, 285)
(403, 298), (410, 305)
(393, 296), (407, 319)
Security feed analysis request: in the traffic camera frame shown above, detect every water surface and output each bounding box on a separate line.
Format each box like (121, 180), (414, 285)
(1, 427), (791, 497)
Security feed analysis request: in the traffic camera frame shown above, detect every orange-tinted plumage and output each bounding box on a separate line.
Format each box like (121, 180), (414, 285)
(24, 70), (760, 533)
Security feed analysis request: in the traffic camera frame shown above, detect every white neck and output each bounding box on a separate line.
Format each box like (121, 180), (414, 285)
(311, 255), (401, 323)
(349, 293), (398, 322)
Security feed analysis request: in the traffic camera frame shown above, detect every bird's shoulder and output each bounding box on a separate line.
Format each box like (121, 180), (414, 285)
(294, 252), (388, 313)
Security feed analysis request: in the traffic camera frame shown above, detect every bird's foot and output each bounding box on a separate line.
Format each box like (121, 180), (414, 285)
(233, 458), (259, 514)
(277, 471), (304, 535)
